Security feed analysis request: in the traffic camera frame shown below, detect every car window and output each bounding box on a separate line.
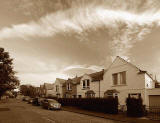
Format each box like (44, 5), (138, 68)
(48, 99), (58, 103)
(44, 99), (48, 102)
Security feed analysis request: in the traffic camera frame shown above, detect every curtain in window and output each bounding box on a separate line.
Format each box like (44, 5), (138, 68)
(112, 73), (118, 85)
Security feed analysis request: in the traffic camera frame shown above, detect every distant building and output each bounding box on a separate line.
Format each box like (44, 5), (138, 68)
(62, 77), (80, 98)
(54, 78), (66, 98)
(40, 83), (54, 97)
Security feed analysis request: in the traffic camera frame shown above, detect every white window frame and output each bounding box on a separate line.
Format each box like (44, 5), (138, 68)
(82, 79), (90, 89)
(112, 71), (126, 86)
(66, 83), (71, 90)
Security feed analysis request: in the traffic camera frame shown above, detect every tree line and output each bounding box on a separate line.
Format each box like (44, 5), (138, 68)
(0, 47), (19, 99)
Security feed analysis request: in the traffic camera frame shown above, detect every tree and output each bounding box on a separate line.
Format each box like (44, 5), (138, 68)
(0, 47), (20, 99)
(20, 85), (38, 97)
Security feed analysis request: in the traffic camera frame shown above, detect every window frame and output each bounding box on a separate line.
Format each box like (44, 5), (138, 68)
(82, 79), (90, 89)
(66, 83), (71, 91)
(112, 71), (126, 86)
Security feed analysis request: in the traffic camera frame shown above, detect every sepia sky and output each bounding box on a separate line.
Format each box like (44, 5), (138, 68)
(0, 0), (160, 86)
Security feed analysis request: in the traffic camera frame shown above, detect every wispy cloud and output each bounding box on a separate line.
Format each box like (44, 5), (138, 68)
(1, 0), (160, 61)
(63, 64), (104, 72)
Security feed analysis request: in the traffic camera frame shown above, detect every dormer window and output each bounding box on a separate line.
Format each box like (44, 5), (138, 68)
(66, 83), (71, 90)
(82, 79), (90, 89)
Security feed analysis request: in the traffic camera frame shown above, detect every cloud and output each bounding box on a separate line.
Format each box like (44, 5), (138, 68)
(1, 0), (160, 65)
(63, 64), (104, 72)
(18, 72), (69, 86)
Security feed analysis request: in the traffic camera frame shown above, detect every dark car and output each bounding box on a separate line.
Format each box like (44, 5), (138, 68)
(28, 97), (34, 104)
(32, 97), (39, 106)
(42, 99), (61, 110)
(38, 98), (45, 106)
(22, 96), (30, 102)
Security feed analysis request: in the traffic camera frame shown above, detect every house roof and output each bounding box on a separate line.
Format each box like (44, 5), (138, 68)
(89, 70), (104, 82)
(56, 78), (66, 84)
(62, 69), (104, 86)
(72, 76), (82, 84)
(111, 56), (155, 81)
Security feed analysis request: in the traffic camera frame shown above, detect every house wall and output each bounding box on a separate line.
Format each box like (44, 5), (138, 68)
(101, 57), (146, 105)
(62, 82), (77, 98)
(54, 79), (64, 98)
(77, 74), (100, 98)
(46, 90), (55, 96)
(145, 74), (155, 88)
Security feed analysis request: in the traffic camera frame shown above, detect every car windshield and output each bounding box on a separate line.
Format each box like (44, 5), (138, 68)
(48, 99), (58, 103)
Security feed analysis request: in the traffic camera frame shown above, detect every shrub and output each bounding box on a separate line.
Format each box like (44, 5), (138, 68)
(126, 97), (145, 117)
(57, 97), (118, 114)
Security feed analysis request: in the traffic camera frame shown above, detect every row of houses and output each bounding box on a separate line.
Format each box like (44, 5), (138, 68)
(39, 56), (160, 107)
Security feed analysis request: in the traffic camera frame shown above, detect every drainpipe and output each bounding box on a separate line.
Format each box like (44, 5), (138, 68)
(99, 80), (100, 98)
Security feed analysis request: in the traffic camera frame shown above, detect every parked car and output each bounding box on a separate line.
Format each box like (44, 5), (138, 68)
(38, 98), (45, 106)
(22, 96), (30, 102)
(42, 99), (61, 110)
(28, 97), (34, 104)
(32, 97), (39, 106)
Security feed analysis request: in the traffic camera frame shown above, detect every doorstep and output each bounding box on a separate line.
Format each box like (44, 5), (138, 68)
(62, 106), (159, 123)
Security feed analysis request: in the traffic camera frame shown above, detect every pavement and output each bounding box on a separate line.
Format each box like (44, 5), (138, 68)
(0, 98), (124, 123)
(62, 106), (160, 123)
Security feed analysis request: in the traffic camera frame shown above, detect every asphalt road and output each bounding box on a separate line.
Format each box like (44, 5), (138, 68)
(0, 99), (123, 123)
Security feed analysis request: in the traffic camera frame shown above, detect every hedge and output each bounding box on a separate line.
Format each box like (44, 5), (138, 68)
(126, 97), (145, 117)
(57, 97), (118, 114)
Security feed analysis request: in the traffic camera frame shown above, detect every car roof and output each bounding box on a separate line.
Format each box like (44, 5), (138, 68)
(47, 99), (58, 102)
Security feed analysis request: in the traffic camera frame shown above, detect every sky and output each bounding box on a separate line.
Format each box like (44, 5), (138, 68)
(0, 0), (160, 86)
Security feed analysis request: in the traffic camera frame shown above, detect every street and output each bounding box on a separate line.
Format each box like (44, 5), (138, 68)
(0, 99), (123, 123)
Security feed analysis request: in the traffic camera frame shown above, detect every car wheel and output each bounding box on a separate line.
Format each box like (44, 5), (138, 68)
(47, 107), (50, 110)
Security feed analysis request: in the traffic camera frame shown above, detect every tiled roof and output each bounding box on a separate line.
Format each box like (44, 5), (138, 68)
(72, 76), (82, 84)
(62, 70), (104, 86)
(89, 70), (104, 82)
(56, 78), (66, 84)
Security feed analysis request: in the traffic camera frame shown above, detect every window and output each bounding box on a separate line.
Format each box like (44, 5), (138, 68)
(78, 95), (82, 98)
(66, 83), (71, 90)
(112, 73), (118, 85)
(112, 71), (126, 85)
(82, 80), (86, 88)
(56, 85), (59, 92)
(120, 71), (126, 84)
(87, 79), (90, 87)
(82, 79), (90, 89)
(72, 95), (76, 98)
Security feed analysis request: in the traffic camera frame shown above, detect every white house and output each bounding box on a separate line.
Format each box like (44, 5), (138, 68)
(54, 78), (66, 98)
(43, 83), (55, 97)
(101, 56), (160, 107)
(77, 70), (104, 98)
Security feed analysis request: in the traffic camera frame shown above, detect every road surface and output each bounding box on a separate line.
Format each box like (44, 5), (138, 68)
(0, 99), (123, 123)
